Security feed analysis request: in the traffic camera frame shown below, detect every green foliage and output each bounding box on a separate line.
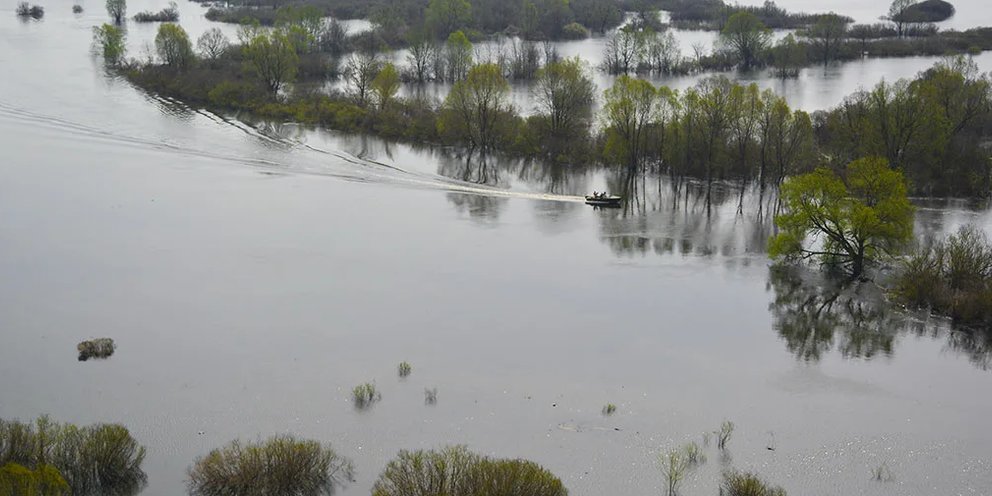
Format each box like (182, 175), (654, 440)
(371, 446), (567, 496)
(397, 361), (412, 378)
(720, 12), (771, 69)
(439, 63), (512, 150)
(77, 337), (115, 361)
(352, 382), (381, 408)
(895, 225), (992, 326)
(770, 158), (914, 277)
(372, 63), (401, 110)
(243, 32), (299, 94)
(561, 22), (590, 40)
(769, 34), (805, 78)
(426, 0), (472, 38)
(722, 471), (787, 496)
(155, 23), (195, 68)
(0, 416), (146, 496)
(187, 435), (354, 496)
(803, 13), (848, 65)
(602, 75), (656, 170)
(133, 2), (178, 23)
(0, 463), (69, 496)
(602, 403), (616, 415)
(444, 31), (473, 81)
(105, 0), (126, 24)
(93, 24), (126, 65)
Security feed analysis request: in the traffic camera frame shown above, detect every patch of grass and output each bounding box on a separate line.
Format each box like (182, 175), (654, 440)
(716, 420), (735, 450)
(424, 388), (437, 405)
(187, 435), (354, 496)
(352, 382), (381, 408)
(77, 338), (115, 361)
(0, 416), (147, 496)
(371, 446), (566, 496)
(722, 471), (787, 496)
(397, 361), (412, 378)
(602, 403), (617, 415)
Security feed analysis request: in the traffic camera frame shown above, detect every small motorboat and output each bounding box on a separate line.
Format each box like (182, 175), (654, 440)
(585, 193), (622, 207)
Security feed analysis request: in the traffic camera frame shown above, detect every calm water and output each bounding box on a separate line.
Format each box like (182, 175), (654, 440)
(1, 2), (991, 496)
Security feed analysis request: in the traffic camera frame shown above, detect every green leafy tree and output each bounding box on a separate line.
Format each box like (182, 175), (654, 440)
(770, 157), (914, 277)
(769, 33), (805, 78)
(105, 0), (126, 24)
(444, 30), (473, 81)
(371, 63), (401, 110)
(720, 12), (771, 70)
(804, 13), (848, 66)
(534, 57), (595, 136)
(602, 75), (656, 171)
(155, 23), (194, 68)
(275, 5), (322, 53)
(0, 464), (69, 496)
(425, 0), (472, 39)
(243, 32), (299, 95)
(92, 23), (126, 64)
(439, 63), (512, 151)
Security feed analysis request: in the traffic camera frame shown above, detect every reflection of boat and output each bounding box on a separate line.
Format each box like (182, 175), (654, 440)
(585, 194), (622, 207)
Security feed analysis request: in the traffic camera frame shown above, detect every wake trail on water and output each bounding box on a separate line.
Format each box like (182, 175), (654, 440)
(0, 101), (584, 204)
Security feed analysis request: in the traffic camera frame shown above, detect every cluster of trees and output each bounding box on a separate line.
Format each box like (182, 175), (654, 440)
(204, 0), (625, 44)
(14, 2), (44, 19)
(133, 1), (179, 23)
(636, 0), (851, 31)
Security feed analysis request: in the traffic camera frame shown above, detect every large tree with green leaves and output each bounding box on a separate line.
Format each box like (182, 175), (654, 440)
(155, 23), (194, 68)
(602, 75), (656, 171)
(804, 13), (848, 66)
(92, 23), (126, 64)
(439, 63), (512, 151)
(243, 32), (299, 95)
(534, 57), (596, 137)
(720, 12), (771, 70)
(770, 157), (914, 277)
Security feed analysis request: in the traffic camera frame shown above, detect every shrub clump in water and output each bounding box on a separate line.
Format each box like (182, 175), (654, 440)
(133, 2), (179, 23)
(371, 446), (567, 496)
(0, 416), (147, 496)
(77, 338), (115, 361)
(15, 2), (44, 19)
(895, 225), (992, 326)
(722, 471), (787, 496)
(352, 382), (381, 408)
(72, 5), (83, 14)
(397, 361), (412, 378)
(187, 435), (354, 496)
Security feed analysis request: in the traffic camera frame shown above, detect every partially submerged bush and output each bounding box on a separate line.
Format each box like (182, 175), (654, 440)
(0, 416), (147, 496)
(352, 382), (381, 408)
(424, 388), (438, 405)
(397, 361), (412, 378)
(77, 338), (115, 361)
(895, 225), (992, 326)
(15, 2), (44, 19)
(716, 420), (735, 450)
(660, 443), (706, 496)
(72, 5), (83, 14)
(188, 435), (354, 496)
(722, 471), (787, 496)
(133, 2), (179, 23)
(602, 403), (617, 415)
(371, 446), (566, 496)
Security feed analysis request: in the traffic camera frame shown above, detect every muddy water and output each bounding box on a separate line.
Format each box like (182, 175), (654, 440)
(1, 2), (991, 496)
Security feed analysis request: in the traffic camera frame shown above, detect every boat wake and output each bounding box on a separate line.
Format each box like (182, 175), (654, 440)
(0, 100), (584, 203)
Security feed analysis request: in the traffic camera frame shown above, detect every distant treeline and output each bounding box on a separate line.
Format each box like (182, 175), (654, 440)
(118, 15), (992, 200)
(622, 0), (853, 30)
(200, 0), (627, 42)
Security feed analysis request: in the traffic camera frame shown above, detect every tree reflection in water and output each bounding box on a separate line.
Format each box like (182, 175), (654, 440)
(767, 265), (992, 371)
(447, 193), (506, 225)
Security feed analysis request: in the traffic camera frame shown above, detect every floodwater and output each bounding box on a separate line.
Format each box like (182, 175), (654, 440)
(1, 2), (991, 496)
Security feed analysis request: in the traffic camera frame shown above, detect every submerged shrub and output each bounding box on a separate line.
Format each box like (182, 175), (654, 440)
(722, 471), (787, 496)
(352, 382), (381, 408)
(187, 435), (354, 496)
(424, 388), (438, 405)
(0, 416), (147, 496)
(371, 446), (566, 496)
(72, 5), (83, 14)
(397, 361), (412, 378)
(895, 225), (992, 326)
(602, 403), (617, 415)
(716, 420), (735, 450)
(77, 338), (115, 361)
(15, 2), (44, 19)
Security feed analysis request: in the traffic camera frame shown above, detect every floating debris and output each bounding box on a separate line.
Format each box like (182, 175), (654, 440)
(77, 338), (115, 361)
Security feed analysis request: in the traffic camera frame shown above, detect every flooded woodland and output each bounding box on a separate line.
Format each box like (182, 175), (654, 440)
(2, 0), (992, 495)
